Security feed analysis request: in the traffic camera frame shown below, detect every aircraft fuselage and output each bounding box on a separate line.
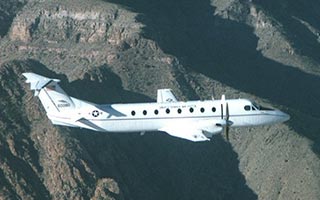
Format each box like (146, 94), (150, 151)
(23, 72), (290, 142)
(49, 98), (289, 134)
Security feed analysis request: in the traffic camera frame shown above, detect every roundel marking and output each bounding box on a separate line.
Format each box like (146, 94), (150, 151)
(92, 110), (100, 117)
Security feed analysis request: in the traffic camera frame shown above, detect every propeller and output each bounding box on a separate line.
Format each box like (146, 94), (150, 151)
(225, 102), (230, 141)
(220, 101), (232, 141)
(215, 93), (232, 141)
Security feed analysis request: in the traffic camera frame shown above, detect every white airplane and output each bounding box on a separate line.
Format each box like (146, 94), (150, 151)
(23, 72), (290, 142)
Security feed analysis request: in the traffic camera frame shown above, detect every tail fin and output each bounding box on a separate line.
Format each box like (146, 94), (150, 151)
(23, 73), (75, 114)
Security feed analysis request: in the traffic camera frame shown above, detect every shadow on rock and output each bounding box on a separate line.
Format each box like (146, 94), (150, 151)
(254, 0), (320, 63)
(74, 130), (257, 200)
(67, 65), (154, 104)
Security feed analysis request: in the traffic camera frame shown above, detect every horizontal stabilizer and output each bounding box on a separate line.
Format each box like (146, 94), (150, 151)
(23, 73), (60, 95)
(23, 72), (75, 114)
(157, 89), (178, 103)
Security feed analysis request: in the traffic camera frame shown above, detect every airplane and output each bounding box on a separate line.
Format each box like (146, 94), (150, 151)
(23, 72), (290, 142)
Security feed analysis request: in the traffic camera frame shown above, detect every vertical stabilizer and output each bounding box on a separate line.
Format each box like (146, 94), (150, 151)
(23, 73), (75, 114)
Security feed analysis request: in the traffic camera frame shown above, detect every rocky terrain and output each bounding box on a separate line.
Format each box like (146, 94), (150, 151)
(0, 0), (320, 199)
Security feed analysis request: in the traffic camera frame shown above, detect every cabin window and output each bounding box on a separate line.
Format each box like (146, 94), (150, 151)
(244, 105), (251, 111)
(200, 108), (205, 113)
(212, 107), (216, 112)
(177, 108), (182, 114)
(189, 107), (194, 113)
(154, 109), (159, 115)
(166, 108), (170, 114)
(131, 111), (136, 116)
(143, 110), (147, 115)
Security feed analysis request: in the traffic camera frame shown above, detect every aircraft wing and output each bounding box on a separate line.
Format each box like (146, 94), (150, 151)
(159, 125), (210, 142)
(157, 89), (178, 103)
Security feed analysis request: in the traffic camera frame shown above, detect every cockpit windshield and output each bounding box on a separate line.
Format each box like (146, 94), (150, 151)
(252, 102), (260, 110)
(252, 102), (274, 111)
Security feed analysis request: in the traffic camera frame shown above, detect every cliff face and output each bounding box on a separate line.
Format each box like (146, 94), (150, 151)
(1, 0), (320, 200)
(9, 1), (139, 44)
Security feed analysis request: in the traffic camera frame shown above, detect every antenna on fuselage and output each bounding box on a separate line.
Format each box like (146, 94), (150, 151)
(221, 94), (225, 101)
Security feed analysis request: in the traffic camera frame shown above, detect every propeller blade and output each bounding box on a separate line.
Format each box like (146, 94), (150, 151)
(225, 126), (229, 141)
(219, 99), (231, 141)
(226, 102), (229, 121)
(211, 87), (215, 100)
(225, 103), (230, 141)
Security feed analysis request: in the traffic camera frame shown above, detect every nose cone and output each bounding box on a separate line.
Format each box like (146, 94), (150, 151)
(278, 110), (290, 122)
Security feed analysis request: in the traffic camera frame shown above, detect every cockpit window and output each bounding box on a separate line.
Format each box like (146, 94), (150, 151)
(252, 102), (274, 111)
(246, 102), (275, 111)
(252, 102), (260, 110)
(259, 106), (274, 111)
(244, 105), (251, 111)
